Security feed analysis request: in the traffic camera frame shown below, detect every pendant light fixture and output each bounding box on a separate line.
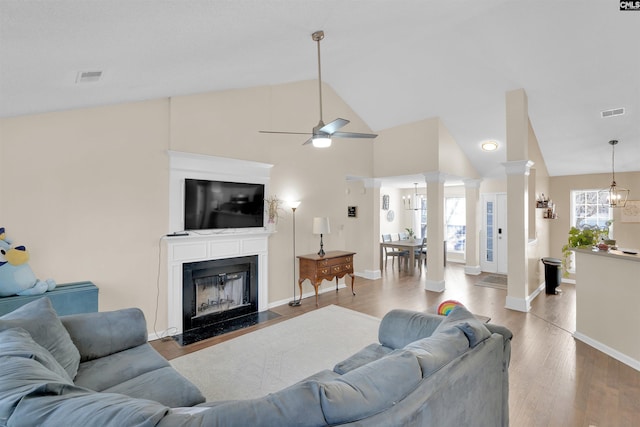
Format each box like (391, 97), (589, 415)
(599, 139), (629, 208)
(402, 183), (425, 211)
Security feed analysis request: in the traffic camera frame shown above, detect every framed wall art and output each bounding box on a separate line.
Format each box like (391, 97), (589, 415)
(621, 200), (640, 223)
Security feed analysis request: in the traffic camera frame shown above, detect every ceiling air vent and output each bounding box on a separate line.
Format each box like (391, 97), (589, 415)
(75, 71), (103, 84)
(601, 107), (625, 118)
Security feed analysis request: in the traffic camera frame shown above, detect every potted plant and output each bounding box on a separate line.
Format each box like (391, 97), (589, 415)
(265, 196), (283, 230)
(561, 221), (612, 276)
(405, 228), (416, 242)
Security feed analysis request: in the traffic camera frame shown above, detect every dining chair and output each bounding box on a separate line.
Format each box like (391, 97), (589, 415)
(414, 237), (427, 271)
(398, 232), (408, 240)
(382, 234), (409, 271)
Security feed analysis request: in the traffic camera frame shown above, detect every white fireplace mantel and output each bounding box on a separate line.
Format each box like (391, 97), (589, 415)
(165, 231), (270, 334)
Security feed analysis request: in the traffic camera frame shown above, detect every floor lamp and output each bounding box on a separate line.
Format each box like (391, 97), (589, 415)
(288, 201), (301, 307)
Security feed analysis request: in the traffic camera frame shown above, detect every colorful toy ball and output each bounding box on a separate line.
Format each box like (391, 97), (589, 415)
(437, 300), (465, 316)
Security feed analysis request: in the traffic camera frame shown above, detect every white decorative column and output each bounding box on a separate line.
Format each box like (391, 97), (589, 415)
(424, 172), (446, 292)
(464, 179), (482, 275)
(504, 160), (534, 312)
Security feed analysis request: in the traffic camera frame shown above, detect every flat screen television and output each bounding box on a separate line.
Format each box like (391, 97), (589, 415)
(184, 179), (265, 230)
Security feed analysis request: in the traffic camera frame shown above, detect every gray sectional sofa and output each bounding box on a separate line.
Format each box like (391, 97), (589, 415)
(0, 297), (512, 426)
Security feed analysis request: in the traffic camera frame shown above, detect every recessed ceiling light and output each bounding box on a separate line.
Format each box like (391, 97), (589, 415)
(481, 140), (498, 151)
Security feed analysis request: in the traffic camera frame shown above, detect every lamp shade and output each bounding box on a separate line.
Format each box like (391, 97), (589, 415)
(312, 217), (330, 235)
(288, 200), (301, 209)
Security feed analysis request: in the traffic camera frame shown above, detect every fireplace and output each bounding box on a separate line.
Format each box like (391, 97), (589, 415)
(165, 151), (277, 345)
(182, 255), (258, 338)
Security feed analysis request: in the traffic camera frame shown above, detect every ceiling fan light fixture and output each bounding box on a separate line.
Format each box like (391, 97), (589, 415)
(312, 136), (332, 148)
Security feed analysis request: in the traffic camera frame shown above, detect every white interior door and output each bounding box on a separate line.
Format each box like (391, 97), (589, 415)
(480, 193), (507, 273)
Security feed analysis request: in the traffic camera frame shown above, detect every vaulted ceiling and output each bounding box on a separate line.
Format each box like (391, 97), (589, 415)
(1, 1), (638, 179)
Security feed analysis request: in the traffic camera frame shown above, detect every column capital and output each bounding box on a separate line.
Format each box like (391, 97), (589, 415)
(423, 172), (447, 183)
(463, 178), (482, 189)
(503, 160), (534, 176)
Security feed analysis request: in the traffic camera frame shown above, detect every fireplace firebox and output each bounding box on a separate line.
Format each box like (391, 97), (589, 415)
(180, 255), (263, 344)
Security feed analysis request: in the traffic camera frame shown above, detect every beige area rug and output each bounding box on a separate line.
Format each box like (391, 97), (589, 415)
(475, 274), (508, 290)
(171, 305), (381, 401)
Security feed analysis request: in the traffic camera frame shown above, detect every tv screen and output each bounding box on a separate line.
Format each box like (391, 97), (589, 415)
(184, 179), (265, 230)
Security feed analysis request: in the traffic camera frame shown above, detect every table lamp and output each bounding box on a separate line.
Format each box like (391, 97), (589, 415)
(312, 217), (330, 257)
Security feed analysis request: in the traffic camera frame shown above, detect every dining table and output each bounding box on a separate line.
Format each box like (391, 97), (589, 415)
(379, 239), (425, 274)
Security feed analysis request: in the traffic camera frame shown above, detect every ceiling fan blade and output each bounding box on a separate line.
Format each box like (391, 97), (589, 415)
(319, 118), (349, 135)
(332, 131), (378, 139)
(302, 137), (314, 145)
(259, 130), (312, 136)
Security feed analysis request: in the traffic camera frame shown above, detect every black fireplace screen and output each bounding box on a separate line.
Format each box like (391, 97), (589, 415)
(182, 255), (258, 334)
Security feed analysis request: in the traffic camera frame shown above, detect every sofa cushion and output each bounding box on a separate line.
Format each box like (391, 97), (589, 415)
(0, 350), (74, 423)
(74, 343), (171, 391)
(320, 350), (421, 424)
(104, 366), (205, 407)
(9, 388), (169, 427)
(172, 380), (326, 427)
(432, 305), (491, 347)
(0, 328), (72, 382)
(0, 297), (80, 380)
(404, 326), (470, 377)
(61, 308), (148, 362)
(333, 343), (394, 374)
(378, 309), (444, 349)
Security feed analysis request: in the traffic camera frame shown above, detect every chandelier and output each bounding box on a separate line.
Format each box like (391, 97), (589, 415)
(599, 139), (629, 208)
(402, 183), (425, 210)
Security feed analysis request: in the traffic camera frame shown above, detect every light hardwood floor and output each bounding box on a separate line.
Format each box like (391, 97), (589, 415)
(151, 263), (640, 427)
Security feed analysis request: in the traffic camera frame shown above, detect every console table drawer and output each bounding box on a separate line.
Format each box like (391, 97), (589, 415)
(331, 263), (352, 274)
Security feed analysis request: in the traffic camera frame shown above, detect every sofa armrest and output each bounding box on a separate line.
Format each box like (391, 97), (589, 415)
(378, 309), (443, 349)
(61, 308), (148, 362)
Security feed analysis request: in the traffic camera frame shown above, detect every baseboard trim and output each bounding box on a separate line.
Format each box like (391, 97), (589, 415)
(573, 331), (640, 372)
(424, 279), (445, 292)
(357, 270), (381, 280)
(464, 265), (481, 275)
(505, 295), (530, 312)
(269, 283), (348, 309)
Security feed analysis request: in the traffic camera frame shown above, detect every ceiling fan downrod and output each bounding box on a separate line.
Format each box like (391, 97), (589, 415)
(312, 30), (325, 125)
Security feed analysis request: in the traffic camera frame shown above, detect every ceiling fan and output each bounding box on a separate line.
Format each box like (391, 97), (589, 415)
(260, 30), (377, 148)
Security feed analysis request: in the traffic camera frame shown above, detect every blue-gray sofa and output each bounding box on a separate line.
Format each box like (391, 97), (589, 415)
(0, 297), (512, 426)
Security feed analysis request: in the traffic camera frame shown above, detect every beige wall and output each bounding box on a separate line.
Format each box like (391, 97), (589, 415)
(373, 119), (439, 177)
(549, 171), (640, 265)
(0, 100), (170, 322)
(0, 81), (375, 333)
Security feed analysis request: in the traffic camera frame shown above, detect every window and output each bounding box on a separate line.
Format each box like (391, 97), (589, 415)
(572, 190), (611, 230)
(445, 197), (466, 253)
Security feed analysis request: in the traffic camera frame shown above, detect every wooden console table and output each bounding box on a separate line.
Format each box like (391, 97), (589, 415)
(297, 251), (356, 306)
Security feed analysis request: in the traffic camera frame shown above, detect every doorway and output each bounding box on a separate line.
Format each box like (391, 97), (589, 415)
(480, 193), (507, 274)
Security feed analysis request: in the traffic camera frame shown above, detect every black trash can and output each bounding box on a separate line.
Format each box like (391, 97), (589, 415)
(541, 257), (562, 295)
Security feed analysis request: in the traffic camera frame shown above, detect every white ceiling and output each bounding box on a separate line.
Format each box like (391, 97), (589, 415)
(1, 1), (639, 180)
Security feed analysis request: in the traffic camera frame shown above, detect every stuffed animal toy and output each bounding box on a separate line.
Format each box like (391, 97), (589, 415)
(0, 227), (56, 297)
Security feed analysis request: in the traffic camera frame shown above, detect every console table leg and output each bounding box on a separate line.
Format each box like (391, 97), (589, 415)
(297, 279), (304, 305)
